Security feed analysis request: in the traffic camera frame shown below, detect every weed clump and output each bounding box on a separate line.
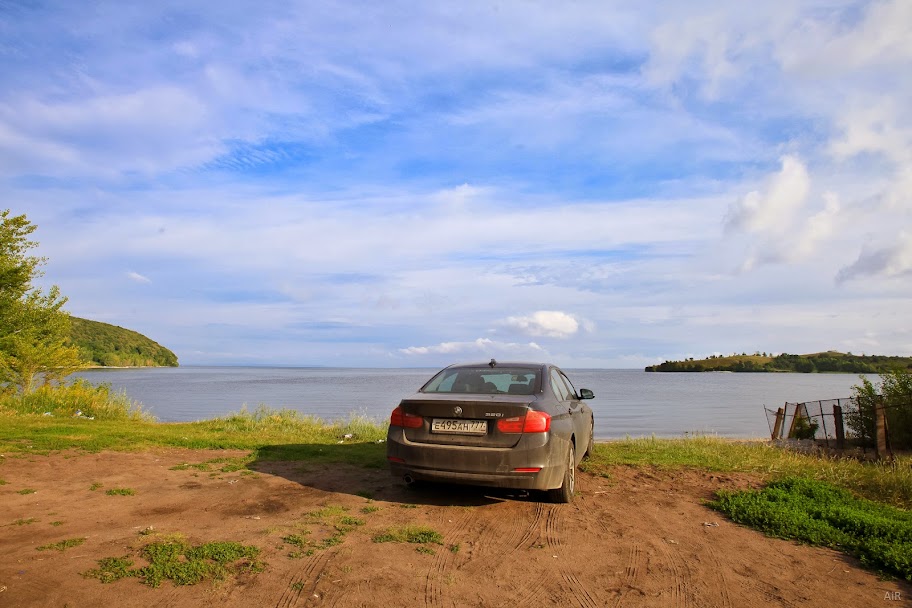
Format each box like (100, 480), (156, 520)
(83, 537), (263, 587)
(372, 525), (443, 545)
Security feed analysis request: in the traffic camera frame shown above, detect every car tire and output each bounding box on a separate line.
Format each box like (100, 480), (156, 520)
(582, 418), (594, 460)
(547, 443), (575, 504)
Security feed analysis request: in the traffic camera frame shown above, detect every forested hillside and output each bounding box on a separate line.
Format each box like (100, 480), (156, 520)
(69, 317), (178, 367)
(645, 351), (912, 373)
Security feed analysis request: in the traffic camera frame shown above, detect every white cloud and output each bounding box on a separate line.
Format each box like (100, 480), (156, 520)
(503, 311), (588, 338)
(725, 155), (810, 236)
(399, 338), (544, 357)
(126, 271), (151, 284)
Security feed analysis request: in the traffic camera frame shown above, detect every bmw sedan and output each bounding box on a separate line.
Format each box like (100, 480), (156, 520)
(386, 360), (595, 503)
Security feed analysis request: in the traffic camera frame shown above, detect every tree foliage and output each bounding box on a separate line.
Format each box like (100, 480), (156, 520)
(0, 210), (84, 394)
(848, 369), (912, 450)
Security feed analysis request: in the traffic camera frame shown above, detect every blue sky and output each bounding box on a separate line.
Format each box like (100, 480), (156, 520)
(3, 1), (911, 367)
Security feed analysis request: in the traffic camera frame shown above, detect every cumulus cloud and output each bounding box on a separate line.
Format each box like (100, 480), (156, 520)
(722, 157), (850, 272)
(725, 155), (810, 236)
(126, 271), (151, 284)
(503, 311), (591, 338)
(399, 338), (544, 357)
(836, 233), (912, 283)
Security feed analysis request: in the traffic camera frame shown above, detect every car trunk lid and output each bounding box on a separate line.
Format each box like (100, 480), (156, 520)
(396, 393), (535, 448)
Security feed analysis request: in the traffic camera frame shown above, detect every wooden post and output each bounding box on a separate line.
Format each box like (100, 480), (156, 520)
(772, 407), (785, 440)
(875, 398), (889, 460)
(833, 404), (845, 450)
(818, 403), (829, 448)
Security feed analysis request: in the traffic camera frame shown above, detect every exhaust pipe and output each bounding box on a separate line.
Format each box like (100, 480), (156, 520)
(403, 474), (415, 485)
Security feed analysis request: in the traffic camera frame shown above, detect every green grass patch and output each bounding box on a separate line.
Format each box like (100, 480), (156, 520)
(305, 505), (348, 519)
(360, 506), (380, 514)
(83, 538), (263, 588)
(89, 482), (102, 491)
(372, 525), (443, 545)
(0, 478), (8, 485)
(82, 556), (136, 584)
(338, 516), (365, 527)
(105, 488), (135, 496)
(17, 488), (36, 495)
(38, 537), (86, 551)
(280, 506), (362, 556)
(10, 518), (38, 525)
(581, 437), (912, 509)
(416, 545), (436, 555)
(710, 477), (912, 580)
(50, 521), (63, 526)
(0, 400), (388, 468)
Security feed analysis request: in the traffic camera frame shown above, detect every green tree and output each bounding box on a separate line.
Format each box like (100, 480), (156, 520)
(0, 210), (84, 394)
(848, 369), (912, 449)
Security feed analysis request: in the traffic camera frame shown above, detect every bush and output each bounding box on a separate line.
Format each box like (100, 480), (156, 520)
(847, 370), (912, 450)
(710, 477), (912, 580)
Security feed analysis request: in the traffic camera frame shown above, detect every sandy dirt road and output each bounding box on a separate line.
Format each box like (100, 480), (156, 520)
(1, 449), (908, 607)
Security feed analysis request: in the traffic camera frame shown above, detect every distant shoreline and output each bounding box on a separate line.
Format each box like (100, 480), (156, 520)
(645, 351), (911, 374)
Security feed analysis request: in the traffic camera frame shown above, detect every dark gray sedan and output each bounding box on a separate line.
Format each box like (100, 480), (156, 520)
(386, 360), (595, 503)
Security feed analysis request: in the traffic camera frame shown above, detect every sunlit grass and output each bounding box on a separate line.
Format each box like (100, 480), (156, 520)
(0, 380), (154, 422)
(0, 397), (390, 468)
(582, 436), (912, 509)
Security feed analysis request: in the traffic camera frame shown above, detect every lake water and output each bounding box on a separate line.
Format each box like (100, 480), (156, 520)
(71, 367), (872, 439)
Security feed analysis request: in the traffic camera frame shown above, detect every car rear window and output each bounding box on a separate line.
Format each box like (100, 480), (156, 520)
(421, 367), (540, 394)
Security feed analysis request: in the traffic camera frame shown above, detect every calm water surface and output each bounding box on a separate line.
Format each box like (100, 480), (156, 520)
(72, 367), (871, 439)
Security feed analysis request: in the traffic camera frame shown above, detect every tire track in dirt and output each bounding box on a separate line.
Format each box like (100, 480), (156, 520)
(612, 543), (643, 607)
(542, 505), (602, 608)
(705, 544), (735, 608)
(273, 549), (334, 608)
(657, 540), (694, 608)
(458, 502), (539, 574)
(424, 507), (473, 607)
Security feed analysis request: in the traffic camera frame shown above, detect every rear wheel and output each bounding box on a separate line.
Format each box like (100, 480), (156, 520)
(547, 443), (575, 504)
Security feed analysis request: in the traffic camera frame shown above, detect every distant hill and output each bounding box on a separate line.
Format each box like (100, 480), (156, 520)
(69, 317), (178, 368)
(645, 351), (912, 374)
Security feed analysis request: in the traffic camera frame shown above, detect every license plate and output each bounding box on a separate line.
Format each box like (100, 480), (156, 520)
(431, 418), (487, 435)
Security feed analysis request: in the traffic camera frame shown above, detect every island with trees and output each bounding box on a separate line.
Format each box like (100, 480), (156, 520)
(645, 351), (912, 374)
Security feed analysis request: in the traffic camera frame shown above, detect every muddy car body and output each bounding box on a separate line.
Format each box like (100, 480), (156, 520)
(386, 361), (595, 502)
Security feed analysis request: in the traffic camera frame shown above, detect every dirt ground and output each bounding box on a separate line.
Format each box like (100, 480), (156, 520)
(1, 449), (908, 608)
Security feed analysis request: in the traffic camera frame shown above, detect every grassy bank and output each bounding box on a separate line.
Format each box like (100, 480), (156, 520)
(0, 381), (388, 467)
(3, 384), (911, 579)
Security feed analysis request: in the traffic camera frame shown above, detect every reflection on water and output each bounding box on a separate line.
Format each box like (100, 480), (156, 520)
(72, 367), (872, 439)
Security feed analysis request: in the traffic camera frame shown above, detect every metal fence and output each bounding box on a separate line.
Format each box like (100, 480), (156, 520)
(765, 398), (856, 447)
(765, 396), (910, 459)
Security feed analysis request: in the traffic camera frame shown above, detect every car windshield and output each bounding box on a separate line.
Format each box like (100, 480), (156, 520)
(421, 367), (540, 395)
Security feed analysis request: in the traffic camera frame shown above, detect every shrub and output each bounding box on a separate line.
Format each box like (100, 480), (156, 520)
(847, 370), (912, 450)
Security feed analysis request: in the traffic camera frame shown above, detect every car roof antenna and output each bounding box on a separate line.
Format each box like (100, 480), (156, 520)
(489, 358), (497, 368)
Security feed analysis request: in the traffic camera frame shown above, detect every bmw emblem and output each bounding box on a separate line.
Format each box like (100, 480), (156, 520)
(453, 406), (463, 417)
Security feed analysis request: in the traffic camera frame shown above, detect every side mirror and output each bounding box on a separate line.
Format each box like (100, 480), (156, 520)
(578, 388), (594, 400)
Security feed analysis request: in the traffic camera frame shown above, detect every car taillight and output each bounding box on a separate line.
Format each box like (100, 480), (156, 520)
(497, 410), (551, 433)
(390, 406), (423, 429)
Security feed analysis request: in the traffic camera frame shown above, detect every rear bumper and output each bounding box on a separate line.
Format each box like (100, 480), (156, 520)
(386, 428), (567, 491)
